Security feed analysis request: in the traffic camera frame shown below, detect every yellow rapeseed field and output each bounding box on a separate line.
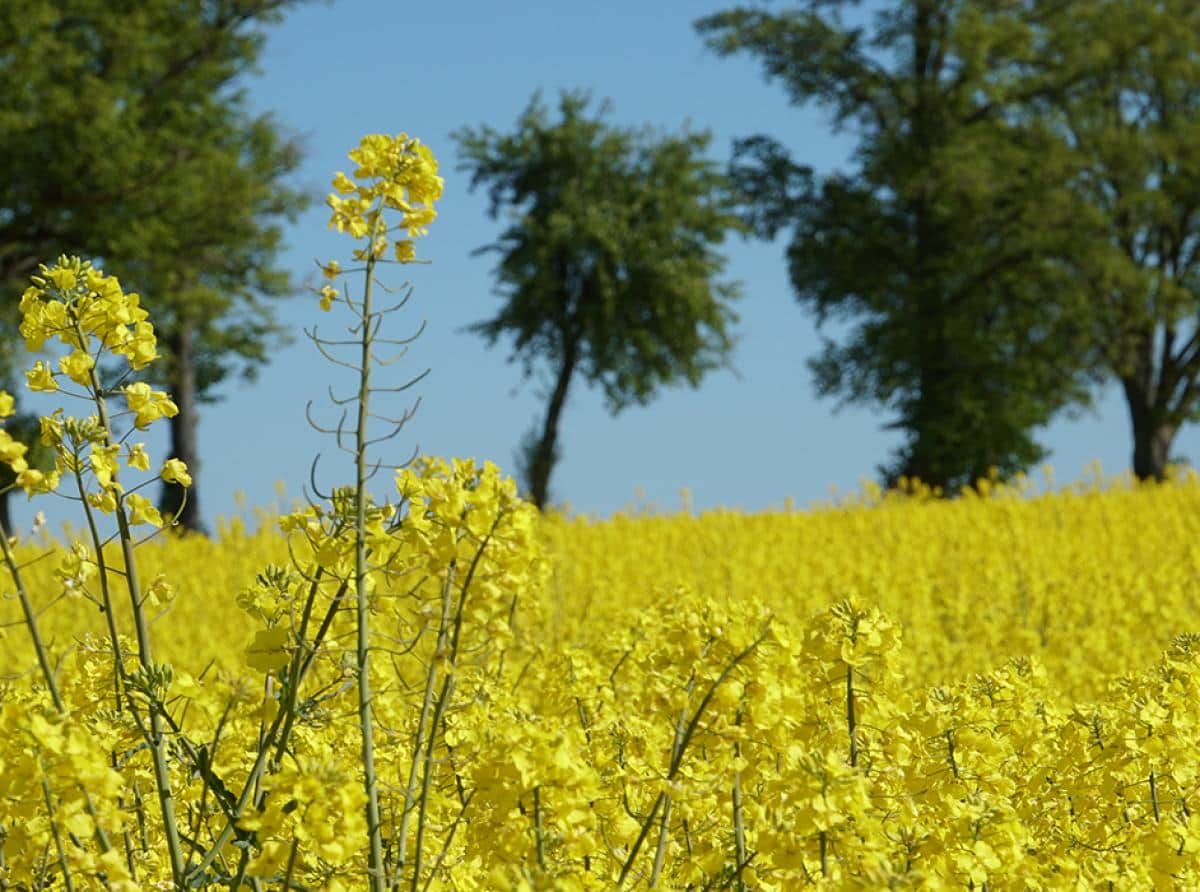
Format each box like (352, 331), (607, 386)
(7, 132), (1200, 890)
(6, 470), (1200, 888)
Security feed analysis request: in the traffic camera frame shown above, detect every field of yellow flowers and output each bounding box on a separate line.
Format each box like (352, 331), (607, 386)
(6, 131), (1200, 890)
(6, 469), (1200, 889)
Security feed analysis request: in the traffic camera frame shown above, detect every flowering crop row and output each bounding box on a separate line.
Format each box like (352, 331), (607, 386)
(3, 469), (1200, 888)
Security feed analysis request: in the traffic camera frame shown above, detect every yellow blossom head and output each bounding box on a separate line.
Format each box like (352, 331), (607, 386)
(19, 256), (156, 371)
(325, 133), (443, 266)
(123, 382), (179, 430)
(161, 458), (192, 487)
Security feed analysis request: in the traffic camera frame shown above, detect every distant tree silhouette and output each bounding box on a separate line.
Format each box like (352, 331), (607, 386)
(455, 91), (745, 508)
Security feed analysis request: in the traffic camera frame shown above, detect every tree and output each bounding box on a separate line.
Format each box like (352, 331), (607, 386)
(696, 1), (1105, 492)
(454, 92), (744, 509)
(0, 0), (312, 531)
(1012, 0), (1200, 480)
(111, 110), (306, 532)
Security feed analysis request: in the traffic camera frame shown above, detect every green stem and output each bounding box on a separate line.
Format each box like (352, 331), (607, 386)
(355, 253), (385, 891)
(79, 787), (113, 866)
(411, 674), (455, 891)
(83, 344), (185, 887)
(0, 517), (62, 711)
(533, 785), (546, 870)
(732, 712), (747, 892)
(649, 792), (673, 887)
(647, 677), (695, 889)
(122, 830), (137, 883)
(847, 664), (858, 768)
(185, 702), (291, 882)
(71, 462), (126, 710)
(183, 575), (347, 885)
(620, 625), (768, 887)
(230, 845), (251, 891)
(42, 775), (76, 892)
(420, 790), (475, 892)
(271, 571), (344, 769)
(283, 837), (299, 890)
(617, 792), (665, 887)
(396, 564), (455, 884)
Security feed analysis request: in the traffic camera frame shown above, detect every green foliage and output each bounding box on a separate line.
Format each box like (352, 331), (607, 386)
(1010, 0), (1200, 480)
(456, 90), (743, 412)
(117, 111), (308, 402)
(0, 0), (312, 529)
(698, 1), (1103, 492)
(454, 91), (744, 506)
(0, 0), (308, 366)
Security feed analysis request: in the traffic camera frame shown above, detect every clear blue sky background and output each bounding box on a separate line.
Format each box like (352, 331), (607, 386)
(14, 0), (1195, 534)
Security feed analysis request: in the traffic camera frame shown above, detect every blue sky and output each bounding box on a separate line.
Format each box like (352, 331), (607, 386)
(13, 0), (1187, 533)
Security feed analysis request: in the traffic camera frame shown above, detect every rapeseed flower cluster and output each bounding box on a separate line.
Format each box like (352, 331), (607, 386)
(324, 131), (443, 283)
(18, 255), (158, 369)
(1, 257), (181, 505)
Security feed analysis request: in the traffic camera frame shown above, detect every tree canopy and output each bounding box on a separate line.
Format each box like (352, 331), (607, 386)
(0, 0), (311, 531)
(454, 91), (745, 508)
(697, 0), (1105, 492)
(1013, 0), (1200, 480)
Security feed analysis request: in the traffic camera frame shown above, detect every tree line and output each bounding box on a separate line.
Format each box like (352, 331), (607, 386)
(4, 0), (1200, 529)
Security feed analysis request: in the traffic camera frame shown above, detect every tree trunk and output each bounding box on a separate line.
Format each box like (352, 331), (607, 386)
(0, 489), (11, 538)
(527, 338), (579, 510)
(1124, 373), (1176, 481)
(1120, 325), (1177, 481)
(897, 0), (957, 495)
(159, 321), (205, 532)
